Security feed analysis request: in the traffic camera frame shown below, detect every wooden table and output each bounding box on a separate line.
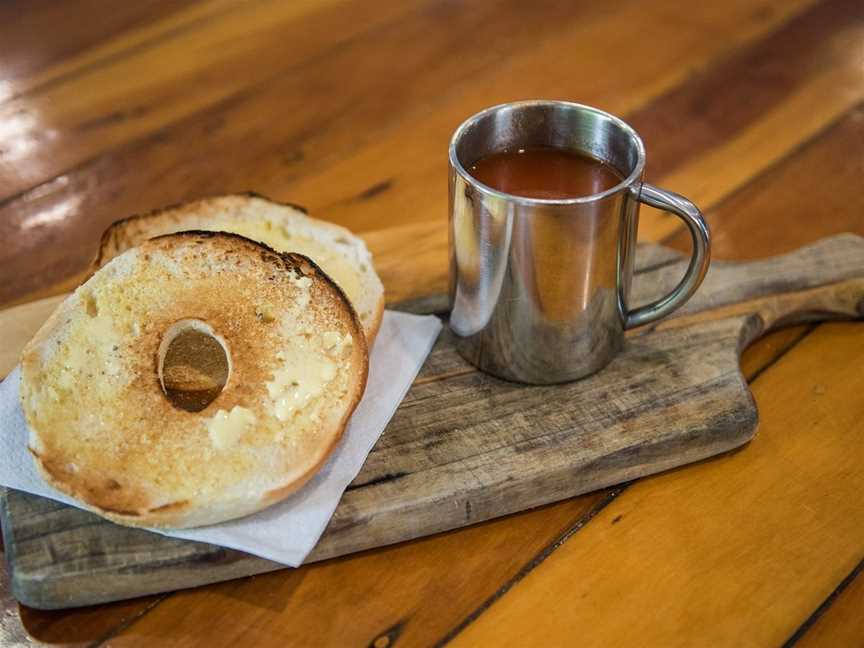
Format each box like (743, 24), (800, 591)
(1, 0), (862, 645)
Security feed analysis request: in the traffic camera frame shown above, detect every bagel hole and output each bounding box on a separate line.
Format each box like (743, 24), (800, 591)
(159, 321), (230, 412)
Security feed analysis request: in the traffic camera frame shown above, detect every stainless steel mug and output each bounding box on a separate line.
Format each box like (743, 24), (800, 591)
(448, 100), (711, 383)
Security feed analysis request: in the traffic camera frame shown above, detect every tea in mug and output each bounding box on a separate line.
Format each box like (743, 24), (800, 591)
(468, 147), (622, 200)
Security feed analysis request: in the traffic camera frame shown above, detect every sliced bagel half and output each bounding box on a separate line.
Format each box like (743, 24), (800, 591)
(94, 193), (385, 344)
(20, 232), (368, 528)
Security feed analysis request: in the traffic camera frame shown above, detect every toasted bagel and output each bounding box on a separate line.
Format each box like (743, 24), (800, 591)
(20, 232), (368, 528)
(94, 193), (385, 344)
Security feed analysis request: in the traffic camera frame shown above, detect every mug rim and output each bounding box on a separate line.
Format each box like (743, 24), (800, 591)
(449, 100), (647, 206)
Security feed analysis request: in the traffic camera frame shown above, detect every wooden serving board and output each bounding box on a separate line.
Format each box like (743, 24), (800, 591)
(3, 235), (864, 609)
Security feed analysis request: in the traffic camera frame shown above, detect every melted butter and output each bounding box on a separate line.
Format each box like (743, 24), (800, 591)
(322, 331), (353, 357)
(224, 220), (363, 309)
(57, 342), (89, 390)
(56, 294), (123, 390)
(207, 406), (257, 450)
(266, 337), (339, 423)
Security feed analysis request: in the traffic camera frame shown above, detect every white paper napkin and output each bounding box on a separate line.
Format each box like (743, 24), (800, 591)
(0, 310), (441, 566)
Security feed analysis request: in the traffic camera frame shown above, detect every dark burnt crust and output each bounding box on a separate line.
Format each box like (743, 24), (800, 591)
(91, 193), (310, 270)
(147, 230), (363, 333)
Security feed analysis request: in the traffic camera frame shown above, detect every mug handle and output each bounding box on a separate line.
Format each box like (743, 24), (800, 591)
(624, 183), (711, 329)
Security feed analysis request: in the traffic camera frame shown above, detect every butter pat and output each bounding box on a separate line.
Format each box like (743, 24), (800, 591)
(322, 331), (353, 356)
(266, 343), (338, 423)
(321, 331), (341, 349)
(54, 291), (124, 391)
(208, 406), (257, 450)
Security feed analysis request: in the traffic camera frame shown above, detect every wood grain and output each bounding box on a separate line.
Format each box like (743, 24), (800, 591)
(0, 0), (415, 197)
(0, 0), (817, 307)
(96, 331), (805, 648)
(792, 559), (864, 647)
(450, 320), (864, 647)
(437, 96), (864, 648)
(1, 0), (862, 643)
(4, 236), (864, 610)
(2, 326), (812, 646)
(0, 0), (186, 95)
(0, 0), (602, 196)
(292, 0), (861, 239)
(442, 93), (864, 647)
(667, 105), (864, 258)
